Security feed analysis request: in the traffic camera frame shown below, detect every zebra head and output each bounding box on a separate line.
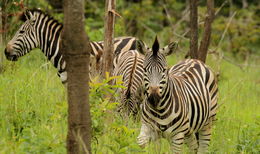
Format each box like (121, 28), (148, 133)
(137, 36), (177, 107)
(5, 10), (39, 61)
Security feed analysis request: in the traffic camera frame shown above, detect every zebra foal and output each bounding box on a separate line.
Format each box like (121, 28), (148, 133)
(136, 37), (218, 153)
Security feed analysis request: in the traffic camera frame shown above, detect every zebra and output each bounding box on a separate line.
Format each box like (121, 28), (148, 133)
(136, 37), (218, 153)
(113, 41), (178, 118)
(4, 9), (140, 84)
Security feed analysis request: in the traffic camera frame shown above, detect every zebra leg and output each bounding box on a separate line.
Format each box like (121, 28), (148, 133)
(185, 133), (198, 153)
(171, 133), (185, 153)
(197, 120), (212, 153)
(137, 123), (155, 147)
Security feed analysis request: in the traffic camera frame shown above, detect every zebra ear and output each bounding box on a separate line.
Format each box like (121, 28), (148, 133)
(152, 36), (160, 56)
(20, 11), (27, 22)
(25, 10), (32, 20)
(161, 41), (178, 56)
(20, 10), (34, 22)
(25, 10), (35, 22)
(136, 40), (146, 55)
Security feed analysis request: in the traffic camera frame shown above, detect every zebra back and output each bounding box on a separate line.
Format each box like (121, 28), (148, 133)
(169, 59), (218, 122)
(113, 50), (145, 116)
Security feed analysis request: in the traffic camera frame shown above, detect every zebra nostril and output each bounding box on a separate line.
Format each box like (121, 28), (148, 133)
(4, 47), (18, 61)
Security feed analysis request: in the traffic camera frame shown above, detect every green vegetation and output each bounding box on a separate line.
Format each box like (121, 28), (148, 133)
(0, 48), (259, 153)
(1, 0), (260, 153)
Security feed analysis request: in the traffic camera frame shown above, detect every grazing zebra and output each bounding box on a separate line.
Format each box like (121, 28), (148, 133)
(4, 9), (140, 83)
(136, 37), (218, 153)
(113, 50), (145, 117)
(113, 41), (178, 118)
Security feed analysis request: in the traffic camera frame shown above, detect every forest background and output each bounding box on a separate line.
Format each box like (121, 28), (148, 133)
(0, 0), (259, 153)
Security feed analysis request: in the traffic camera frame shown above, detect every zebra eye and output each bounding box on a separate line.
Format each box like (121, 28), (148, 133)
(160, 80), (166, 85)
(20, 30), (25, 34)
(163, 67), (166, 72)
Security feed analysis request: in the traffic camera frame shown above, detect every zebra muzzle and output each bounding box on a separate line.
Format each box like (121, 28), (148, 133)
(147, 93), (160, 108)
(4, 48), (18, 61)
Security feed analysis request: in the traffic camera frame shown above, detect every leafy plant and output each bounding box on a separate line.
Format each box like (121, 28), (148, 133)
(89, 73), (124, 137)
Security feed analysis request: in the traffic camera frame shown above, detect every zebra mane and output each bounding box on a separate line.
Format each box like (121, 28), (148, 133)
(20, 9), (62, 27)
(152, 36), (160, 57)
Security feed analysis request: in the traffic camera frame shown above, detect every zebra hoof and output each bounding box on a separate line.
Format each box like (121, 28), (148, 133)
(137, 135), (149, 148)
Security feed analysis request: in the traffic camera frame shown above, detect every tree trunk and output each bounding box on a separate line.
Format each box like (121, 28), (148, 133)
(0, 0), (8, 73)
(62, 0), (92, 153)
(198, 0), (214, 62)
(189, 0), (198, 59)
(102, 0), (115, 78)
(0, 8), (3, 73)
(242, 0), (248, 9)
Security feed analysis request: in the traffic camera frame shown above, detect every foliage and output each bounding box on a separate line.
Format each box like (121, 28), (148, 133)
(1, 0), (49, 39)
(212, 5), (260, 60)
(3, 0), (260, 59)
(1, 0), (260, 153)
(89, 73), (123, 137)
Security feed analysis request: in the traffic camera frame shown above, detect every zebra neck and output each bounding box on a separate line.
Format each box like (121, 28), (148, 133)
(37, 17), (64, 73)
(156, 78), (175, 110)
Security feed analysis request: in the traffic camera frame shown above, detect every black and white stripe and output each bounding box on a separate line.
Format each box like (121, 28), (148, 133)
(136, 37), (218, 153)
(113, 50), (145, 117)
(113, 41), (178, 117)
(4, 9), (140, 83)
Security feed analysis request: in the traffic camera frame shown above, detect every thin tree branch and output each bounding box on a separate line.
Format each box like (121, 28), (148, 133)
(189, 0), (199, 59)
(198, 0), (214, 62)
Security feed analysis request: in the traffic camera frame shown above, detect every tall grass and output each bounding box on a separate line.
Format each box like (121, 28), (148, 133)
(0, 48), (259, 153)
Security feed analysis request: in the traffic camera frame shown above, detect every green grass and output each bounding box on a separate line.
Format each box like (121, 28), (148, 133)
(0, 49), (259, 153)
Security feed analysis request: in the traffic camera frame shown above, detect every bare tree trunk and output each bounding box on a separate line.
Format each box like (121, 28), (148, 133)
(62, 0), (92, 153)
(198, 0), (214, 62)
(102, 0), (115, 78)
(0, 8), (3, 73)
(0, 0), (8, 73)
(242, 0), (248, 9)
(189, 0), (198, 59)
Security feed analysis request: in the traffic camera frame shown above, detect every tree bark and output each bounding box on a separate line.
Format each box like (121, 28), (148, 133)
(198, 0), (214, 62)
(0, 0), (8, 73)
(62, 0), (92, 153)
(242, 0), (248, 9)
(102, 0), (115, 78)
(0, 7), (3, 73)
(189, 0), (198, 59)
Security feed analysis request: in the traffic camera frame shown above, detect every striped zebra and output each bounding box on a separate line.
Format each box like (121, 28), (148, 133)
(4, 9), (139, 83)
(113, 50), (144, 117)
(113, 41), (177, 118)
(136, 37), (218, 153)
